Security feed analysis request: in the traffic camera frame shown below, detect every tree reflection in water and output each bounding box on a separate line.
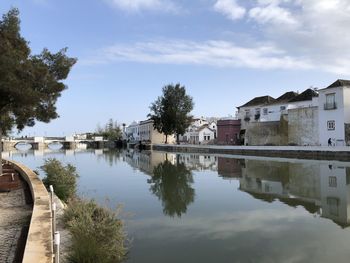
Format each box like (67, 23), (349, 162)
(149, 155), (195, 217)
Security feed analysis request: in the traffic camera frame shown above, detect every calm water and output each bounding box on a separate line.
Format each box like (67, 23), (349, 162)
(3, 147), (350, 263)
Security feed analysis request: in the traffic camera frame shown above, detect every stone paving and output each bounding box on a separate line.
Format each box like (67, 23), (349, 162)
(0, 186), (32, 263)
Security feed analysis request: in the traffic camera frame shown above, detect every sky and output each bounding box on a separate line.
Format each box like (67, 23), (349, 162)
(1, 0), (350, 136)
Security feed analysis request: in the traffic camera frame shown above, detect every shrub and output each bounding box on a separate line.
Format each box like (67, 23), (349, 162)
(41, 158), (79, 202)
(63, 199), (127, 263)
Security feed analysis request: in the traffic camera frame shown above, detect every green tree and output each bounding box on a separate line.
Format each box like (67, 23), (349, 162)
(148, 84), (194, 144)
(95, 118), (122, 141)
(0, 8), (76, 174)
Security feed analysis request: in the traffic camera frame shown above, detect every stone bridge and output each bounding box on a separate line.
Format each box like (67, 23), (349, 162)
(1, 136), (106, 150)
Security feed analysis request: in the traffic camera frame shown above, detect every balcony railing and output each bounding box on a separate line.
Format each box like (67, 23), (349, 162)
(324, 102), (337, 110)
(244, 116), (251, 122)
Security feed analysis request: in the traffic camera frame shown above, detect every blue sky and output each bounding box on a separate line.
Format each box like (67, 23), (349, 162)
(1, 0), (350, 136)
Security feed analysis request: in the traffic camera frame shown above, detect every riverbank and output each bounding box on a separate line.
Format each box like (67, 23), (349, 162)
(153, 144), (350, 161)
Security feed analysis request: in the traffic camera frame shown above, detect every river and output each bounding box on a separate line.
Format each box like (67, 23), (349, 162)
(3, 146), (350, 263)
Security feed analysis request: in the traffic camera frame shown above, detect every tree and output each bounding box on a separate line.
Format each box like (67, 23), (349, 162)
(148, 84), (194, 144)
(0, 8), (77, 174)
(95, 119), (122, 141)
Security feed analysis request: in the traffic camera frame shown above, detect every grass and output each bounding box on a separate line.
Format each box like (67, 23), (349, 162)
(41, 158), (79, 202)
(63, 198), (127, 263)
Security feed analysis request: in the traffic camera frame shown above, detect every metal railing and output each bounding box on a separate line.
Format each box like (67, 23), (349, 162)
(50, 185), (60, 263)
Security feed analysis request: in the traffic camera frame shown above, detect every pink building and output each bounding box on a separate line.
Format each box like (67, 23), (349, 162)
(217, 119), (242, 145)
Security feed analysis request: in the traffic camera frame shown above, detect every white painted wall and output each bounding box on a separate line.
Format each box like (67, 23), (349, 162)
(126, 122), (140, 141)
(198, 127), (215, 142)
(318, 87), (346, 146)
(238, 99), (318, 129)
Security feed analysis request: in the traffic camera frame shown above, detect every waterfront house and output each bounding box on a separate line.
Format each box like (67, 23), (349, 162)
(181, 117), (218, 144)
(217, 118), (241, 145)
(126, 121), (140, 141)
(186, 124), (215, 144)
(236, 88), (319, 145)
(318, 80), (350, 146)
(139, 119), (175, 144)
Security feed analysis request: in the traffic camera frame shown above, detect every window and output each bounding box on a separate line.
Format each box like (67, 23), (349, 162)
(327, 120), (335, 130)
(280, 106), (286, 111)
(245, 109), (250, 117)
(329, 176), (337, 188)
(263, 108), (268, 115)
(255, 108), (261, 120)
(325, 93), (336, 110)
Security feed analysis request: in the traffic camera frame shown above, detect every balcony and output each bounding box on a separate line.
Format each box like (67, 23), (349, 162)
(324, 102), (337, 110)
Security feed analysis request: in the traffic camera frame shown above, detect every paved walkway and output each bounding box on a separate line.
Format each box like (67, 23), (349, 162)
(156, 144), (350, 152)
(154, 144), (350, 161)
(0, 188), (32, 263)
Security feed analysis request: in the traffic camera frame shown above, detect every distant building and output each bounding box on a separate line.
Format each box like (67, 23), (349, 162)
(181, 117), (218, 144)
(318, 80), (350, 146)
(185, 124), (215, 144)
(217, 118), (241, 145)
(126, 121), (140, 141)
(139, 119), (175, 144)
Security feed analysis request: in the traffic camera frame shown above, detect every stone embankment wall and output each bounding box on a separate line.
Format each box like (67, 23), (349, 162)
(153, 144), (350, 161)
(288, 107), (319, 146)
(7, 159), (53, 263)
(245, 116), (288, 146)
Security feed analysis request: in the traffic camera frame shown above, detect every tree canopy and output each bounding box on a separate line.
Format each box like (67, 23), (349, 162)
(0, 8), (77, 135)
(95, 118), (123, 141)
(148, 84), (194, 144)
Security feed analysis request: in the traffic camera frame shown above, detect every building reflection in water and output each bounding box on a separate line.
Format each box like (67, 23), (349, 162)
(238, 159), (350, 228)
(5, 147), (350, 227)
(106, 150), (350, 226)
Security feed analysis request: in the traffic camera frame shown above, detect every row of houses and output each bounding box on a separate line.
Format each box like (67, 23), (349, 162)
(217, 79), (350, 146)
(125, 117), (218, 145)
(125, 79), (350, 146)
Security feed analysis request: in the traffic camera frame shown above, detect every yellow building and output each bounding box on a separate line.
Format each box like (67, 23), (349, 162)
(139, 119), (175, 144)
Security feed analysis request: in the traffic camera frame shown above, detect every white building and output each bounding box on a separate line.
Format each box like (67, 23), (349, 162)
(126, 121), (140, 141)
(237, 89), (319, 129)
(318, 80), (350, 146)
(187, 125), (215, 144)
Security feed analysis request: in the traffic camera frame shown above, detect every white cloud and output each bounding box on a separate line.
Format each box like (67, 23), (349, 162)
(211, 0), (350, 75)
(81, 39), (313, 71)
(214, 0), (246, 20)
(249, 3), (298, 25)
(106, 0), (178, 12)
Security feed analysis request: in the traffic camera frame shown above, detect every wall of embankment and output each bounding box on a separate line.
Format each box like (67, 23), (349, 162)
(153, 145), (350, 161)
(6, 159), (53, 263)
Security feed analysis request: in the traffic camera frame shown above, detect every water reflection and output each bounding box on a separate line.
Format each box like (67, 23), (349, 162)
(237, 159), (350, 228)
(4, 147), (350, 228)
(124, 150), (350, 227)
(148, 156), (194, 217)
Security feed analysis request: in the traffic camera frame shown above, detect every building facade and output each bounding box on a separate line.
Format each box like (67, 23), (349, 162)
(318, 80), (350, 146)
(139, 119), (175, 144)
(126, 121), (140, 141)
(217, 119), (241, 145)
